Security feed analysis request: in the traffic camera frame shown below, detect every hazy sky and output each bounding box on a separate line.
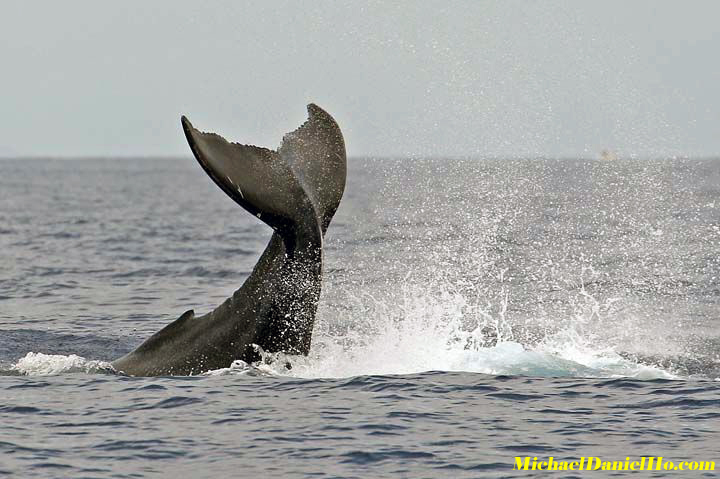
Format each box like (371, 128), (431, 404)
(1, 1), (718, 158)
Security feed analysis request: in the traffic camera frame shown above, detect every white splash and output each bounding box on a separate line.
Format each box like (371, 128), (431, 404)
(234, 279), (677, 380)
(13, 352), (113, 376)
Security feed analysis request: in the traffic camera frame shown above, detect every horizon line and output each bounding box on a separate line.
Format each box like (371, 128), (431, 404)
(1, 155), (719, 162)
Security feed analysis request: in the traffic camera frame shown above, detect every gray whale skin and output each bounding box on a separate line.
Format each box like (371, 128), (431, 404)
(112, 104), (346, 376)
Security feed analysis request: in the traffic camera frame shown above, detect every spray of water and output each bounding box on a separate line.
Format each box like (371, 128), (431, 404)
(270, 270), (677, 379)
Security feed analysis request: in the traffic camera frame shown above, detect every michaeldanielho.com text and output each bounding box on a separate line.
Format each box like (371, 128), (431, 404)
(514, 457), (715, 472)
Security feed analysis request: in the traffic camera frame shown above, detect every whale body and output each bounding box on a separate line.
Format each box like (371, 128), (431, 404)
(112, 104), (346, 376)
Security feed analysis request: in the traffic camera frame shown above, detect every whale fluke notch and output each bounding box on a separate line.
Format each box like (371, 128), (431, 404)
(112, 104), (347, 376)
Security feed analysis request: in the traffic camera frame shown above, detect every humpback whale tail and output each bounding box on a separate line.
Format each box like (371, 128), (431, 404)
(181, 104), (346, 242)
(112, 104), (346, 376)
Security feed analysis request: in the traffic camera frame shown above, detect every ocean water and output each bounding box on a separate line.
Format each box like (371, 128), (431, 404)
(0, 158), (718, 477)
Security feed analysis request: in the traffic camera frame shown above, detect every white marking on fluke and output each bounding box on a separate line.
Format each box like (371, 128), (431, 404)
(224, 174), (244, 198)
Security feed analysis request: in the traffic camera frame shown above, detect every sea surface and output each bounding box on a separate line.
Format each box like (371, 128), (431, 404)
(0, 158), (718, 478)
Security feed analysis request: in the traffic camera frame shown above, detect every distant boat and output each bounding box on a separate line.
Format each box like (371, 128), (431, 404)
(600, 149), (618, 161)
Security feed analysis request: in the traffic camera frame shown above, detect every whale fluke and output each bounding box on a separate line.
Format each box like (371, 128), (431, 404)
(112, 104), (346, 376)
(181, 103), (346, 236)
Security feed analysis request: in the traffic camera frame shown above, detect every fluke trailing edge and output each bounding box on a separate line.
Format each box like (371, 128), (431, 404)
(112, 104), (346, 376)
